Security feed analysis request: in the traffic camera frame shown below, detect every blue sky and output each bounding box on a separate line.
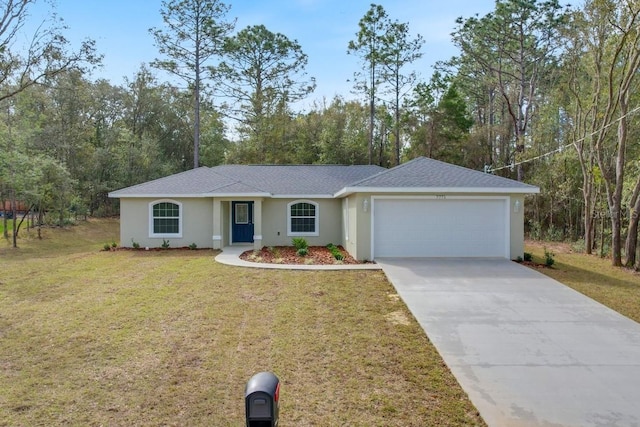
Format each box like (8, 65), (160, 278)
(26, 0), (498, 108)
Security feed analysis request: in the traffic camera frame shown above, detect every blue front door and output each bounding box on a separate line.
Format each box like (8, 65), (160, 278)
(232, 201), (254, 243)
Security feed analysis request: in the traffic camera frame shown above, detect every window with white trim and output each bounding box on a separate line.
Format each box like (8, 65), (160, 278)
(149, 200), (182, 237)
(288, 200), (318, 236)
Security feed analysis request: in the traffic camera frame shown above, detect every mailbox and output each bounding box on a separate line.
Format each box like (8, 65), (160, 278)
(245, 371), (280, 427)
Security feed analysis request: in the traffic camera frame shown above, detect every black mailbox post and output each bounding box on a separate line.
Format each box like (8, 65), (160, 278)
(245, 372), (280, 427)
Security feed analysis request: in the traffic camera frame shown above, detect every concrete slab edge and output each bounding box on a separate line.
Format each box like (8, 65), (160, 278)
(214, 247), (382, 271)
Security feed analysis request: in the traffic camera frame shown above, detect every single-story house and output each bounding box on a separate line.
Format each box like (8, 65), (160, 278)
(108, 156), (539, 260)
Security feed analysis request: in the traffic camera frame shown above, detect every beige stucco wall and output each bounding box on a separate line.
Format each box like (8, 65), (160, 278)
(193, 197), (345, 249)
(340, 198), (351, 250)
(261, 198), (343, 247)
(510, 194), (525, 259)
(119, 197), (343, 250)
(221, 201), (230, 247)
(117, 193), (527, 259)
(345, 192), (527, 261)
(119, 198), (213, 248)
(341, 194), (370, 261)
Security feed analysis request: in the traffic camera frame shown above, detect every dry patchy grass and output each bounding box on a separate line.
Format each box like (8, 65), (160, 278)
(526, 241), (640, 323)
(0, 219), (484, 426)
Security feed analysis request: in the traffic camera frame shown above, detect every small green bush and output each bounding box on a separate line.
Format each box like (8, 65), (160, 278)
(103, 243), (111, 251)
(267, 246), (281, 258)
(571, 239), (585, 253)
(547, 224), (564, 242)
(161, 239), (170, 249)
(297, 247), (308, 257)
(111, 241), (117, 248)
(131, 239), (140, 249)
(292, 237), (308, 250)
(515, 256), (523, 263)
(544, 247), (555, 267)
(528, 220), (543, 241)
(523, 252), (532, 262)
(326, 243), (344, 260)
(189, 243), (197, 250)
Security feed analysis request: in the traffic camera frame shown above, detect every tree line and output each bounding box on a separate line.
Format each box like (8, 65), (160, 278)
(2, 0), (640, 268)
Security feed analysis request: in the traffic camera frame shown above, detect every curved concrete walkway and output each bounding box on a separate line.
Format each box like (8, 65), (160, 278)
(377, 257), (640, 427)
(214, 246), (381, 270)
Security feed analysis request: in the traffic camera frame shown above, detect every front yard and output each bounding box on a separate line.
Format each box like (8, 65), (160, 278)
(4, 221), (638, 426)
(0, 219), (484, 426)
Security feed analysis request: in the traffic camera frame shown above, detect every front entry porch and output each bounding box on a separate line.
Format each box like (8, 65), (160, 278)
(212, 198), (263, 251)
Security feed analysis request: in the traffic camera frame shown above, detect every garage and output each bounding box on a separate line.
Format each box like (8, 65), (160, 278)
(372, 197), (509, 258)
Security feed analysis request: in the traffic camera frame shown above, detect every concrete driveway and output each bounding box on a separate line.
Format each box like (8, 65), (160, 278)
(377, 258), (640, 427)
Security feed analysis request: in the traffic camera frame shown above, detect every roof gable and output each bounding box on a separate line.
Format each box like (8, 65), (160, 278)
(341, 157), (538, 193)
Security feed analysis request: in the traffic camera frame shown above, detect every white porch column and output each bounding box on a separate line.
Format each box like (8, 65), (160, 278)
(212, 198), (222, 249)
(253, 198), (263, 250)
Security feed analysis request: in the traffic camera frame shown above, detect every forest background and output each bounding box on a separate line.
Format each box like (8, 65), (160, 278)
(1, 0), (640, 268)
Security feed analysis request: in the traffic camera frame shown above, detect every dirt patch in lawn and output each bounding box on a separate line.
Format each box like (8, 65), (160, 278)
(240, 245), (366, 265)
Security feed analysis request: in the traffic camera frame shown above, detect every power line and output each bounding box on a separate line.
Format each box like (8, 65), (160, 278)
(487, 143), (572, 173)
(487, 104), (640, 173)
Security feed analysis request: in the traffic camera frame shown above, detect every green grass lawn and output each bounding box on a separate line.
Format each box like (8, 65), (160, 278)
(525, 241), (640, 323)
(0, 219), (485, 426)
(0, 219), (16, 236)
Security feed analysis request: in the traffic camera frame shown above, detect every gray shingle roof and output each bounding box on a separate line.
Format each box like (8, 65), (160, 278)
(345, 157), (538, 191)
(108, 167), (266, 197)
(212, 164), (385, 195)
(108, 157), (538, 198)
(109, 164), (386, 197)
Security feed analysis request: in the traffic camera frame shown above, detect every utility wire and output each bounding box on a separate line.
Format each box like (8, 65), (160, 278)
(487, 104), (640, 173)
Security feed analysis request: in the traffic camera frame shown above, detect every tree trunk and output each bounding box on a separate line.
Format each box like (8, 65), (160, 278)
(394, 74), (401, 166)
(600, 213), (606, 258)
(2, 196), (7, 239)
(583, 180), (594, 255)
(574, 136), (596, 254)
(608, 96), (629, 266)
(608, 198), (622, 265)
(626, 206), (639, 267)
(12, 207), (32, 246)
(193, 36), (201, 169)
(515, 129), (524, 181)
(37, 207), (43, 240)
(368, 97), (374, 165)
(367, 56), (376, 166)
(11, 195), (17, 248)
(624, 174), (640, 266)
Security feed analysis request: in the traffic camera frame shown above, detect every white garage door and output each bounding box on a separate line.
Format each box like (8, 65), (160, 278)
(373, 198), (508, 258)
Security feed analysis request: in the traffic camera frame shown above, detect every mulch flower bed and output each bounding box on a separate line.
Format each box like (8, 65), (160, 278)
(518, 260), (550, 269)
(240, 245), (363, 265)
